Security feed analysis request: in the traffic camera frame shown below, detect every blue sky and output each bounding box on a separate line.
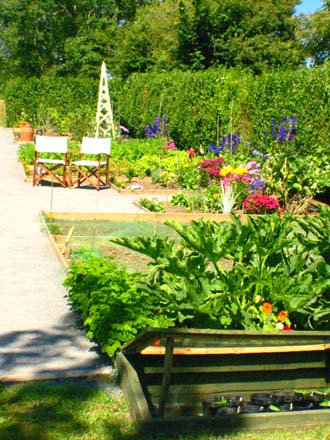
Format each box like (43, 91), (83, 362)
(295, 0), (323, 14)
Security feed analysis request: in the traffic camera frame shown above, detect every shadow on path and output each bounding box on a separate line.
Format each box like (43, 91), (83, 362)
(0, 312), (113, 382)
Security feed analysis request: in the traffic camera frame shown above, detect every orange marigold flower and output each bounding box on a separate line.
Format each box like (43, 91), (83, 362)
(262, 302), (273, 314)
(277, 310), (288, 322)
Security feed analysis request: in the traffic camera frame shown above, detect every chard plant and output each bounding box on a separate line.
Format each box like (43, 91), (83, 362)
(219, 182), (238, 214)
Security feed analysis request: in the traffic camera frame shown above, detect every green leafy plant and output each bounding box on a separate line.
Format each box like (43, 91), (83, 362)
(16, 142), (34, 166)
(138, 197), (165, 212)
(111, 211), (330, 331)
(171, 193), (189, 207)
(64, 255), (174, 355)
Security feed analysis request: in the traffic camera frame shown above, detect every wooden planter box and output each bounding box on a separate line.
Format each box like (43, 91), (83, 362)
(115, 328), (330, 436)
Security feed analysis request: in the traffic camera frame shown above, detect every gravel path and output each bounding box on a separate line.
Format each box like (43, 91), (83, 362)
(0, 128), (147, 382)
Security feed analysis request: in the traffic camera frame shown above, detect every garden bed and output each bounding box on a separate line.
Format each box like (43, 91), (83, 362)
(41, 211), (243, 269)
(115, 328), (330, 436)
(111, 176), (181, 195)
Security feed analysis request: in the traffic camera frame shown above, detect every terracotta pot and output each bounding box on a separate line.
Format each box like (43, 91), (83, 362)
(20, 122), (34, 142)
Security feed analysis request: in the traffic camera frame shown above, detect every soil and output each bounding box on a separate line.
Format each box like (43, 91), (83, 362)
(51, 218), (179, 272)
(113, 175), (181, 192)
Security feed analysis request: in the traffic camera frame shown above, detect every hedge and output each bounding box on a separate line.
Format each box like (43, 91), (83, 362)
(4, 65), (330, 156)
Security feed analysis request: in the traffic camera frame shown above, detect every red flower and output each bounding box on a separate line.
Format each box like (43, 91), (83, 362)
(187, 148), (196, 157)
(243, 193), (279, 214)
(283, 325), (292, 331)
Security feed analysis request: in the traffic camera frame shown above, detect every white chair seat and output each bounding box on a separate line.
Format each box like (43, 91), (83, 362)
(72, 160), (107, 167)
(37, 158), (66, 165)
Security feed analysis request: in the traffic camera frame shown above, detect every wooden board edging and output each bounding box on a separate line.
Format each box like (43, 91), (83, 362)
(42, 210), (240, 223)
(40, 212), (70, 269)
(141, 343), (330, 356)
(115, 352), (151, 422)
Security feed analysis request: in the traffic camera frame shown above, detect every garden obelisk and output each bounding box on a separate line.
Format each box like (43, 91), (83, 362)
(95, 61), (115, 138)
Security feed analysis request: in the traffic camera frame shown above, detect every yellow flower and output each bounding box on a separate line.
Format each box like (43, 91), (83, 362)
(233, 166), (248, 175)
(213, 193), (221, 200)
(183, 163), (190, 168)
(219, 165), (233, 176)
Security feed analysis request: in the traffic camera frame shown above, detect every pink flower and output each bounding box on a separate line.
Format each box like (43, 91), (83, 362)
(243, 193), (280, 214)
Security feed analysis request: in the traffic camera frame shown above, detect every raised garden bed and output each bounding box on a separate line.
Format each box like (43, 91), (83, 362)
(110, 176), (182, 195)
(115, 328), (330, 436)
(41, 211), (243, 269)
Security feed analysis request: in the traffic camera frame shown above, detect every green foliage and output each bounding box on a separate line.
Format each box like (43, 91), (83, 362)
(4, 65), (330, 167)
(64, 255), (174, 355)
(117, 64), (330, 159)
(111, 210), (330, 331)
(0, 0), (154, 79)
(299, 3), (330, 66)
(138, 198), (165, 212)
(177, 0), (303, 72)
(171, 193), (190, 207)
(4, 76), (97, 138)
(16, 143), (34, 166)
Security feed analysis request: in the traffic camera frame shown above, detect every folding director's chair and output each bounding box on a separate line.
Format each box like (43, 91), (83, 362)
(32, 135), (69, 187)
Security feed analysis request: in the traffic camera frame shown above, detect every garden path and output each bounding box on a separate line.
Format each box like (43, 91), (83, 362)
(0, 127), (153, 382)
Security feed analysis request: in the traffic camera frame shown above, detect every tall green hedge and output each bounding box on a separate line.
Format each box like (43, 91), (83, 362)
(4, 76), (98, 139)
(117, 66), (330, 155)
(4, 66), (330, 155)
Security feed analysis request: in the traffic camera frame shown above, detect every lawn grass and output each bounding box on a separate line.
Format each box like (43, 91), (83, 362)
(1, 378), (330, 440)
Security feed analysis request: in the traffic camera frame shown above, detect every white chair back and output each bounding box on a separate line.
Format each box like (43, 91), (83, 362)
(35, 135), (68, 153)
(81, 137), (111, 155)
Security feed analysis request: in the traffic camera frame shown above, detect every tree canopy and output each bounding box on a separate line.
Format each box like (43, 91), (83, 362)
(0, 0), (329, 81)
(298, 1), (330, 66)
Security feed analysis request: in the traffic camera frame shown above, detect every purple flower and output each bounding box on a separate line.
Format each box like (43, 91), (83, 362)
(209, 142), (220, 156)
(277, 123), (287, 144)
(145, 116), (169, 138)
(218, 131), (241, 153)
(267, 115), (297, 145)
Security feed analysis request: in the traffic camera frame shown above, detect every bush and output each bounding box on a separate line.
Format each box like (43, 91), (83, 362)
(64, 255), (174, 355)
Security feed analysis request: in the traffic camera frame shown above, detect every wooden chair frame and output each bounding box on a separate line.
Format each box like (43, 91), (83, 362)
(33, 135), (69, 187)
(69, 137), (111, 191)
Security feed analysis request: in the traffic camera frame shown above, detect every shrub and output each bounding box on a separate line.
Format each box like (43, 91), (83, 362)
(64, 255), (174, 355)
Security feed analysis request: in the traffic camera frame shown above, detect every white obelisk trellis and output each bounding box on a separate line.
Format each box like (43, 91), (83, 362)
(95, 61), (115, 138)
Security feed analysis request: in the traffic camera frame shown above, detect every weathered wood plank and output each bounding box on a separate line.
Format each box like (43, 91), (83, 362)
(141, 344), (330, 356)
(158, 336), (174, 417)
(147, 376), (329, 397)
(144, 360), (326, 375)
(121, 328), (330, 355)
(115, 352), (151, 421)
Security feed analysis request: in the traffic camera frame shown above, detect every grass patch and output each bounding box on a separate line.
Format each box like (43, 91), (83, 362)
(1, 379), (330, 440)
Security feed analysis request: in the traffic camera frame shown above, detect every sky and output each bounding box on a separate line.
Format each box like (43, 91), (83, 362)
(295, 0), (323, 14)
